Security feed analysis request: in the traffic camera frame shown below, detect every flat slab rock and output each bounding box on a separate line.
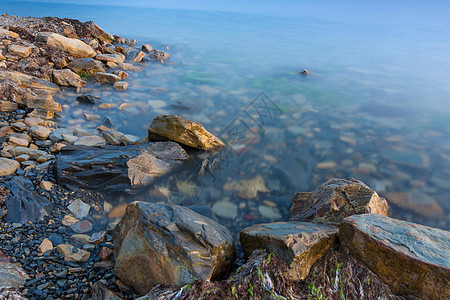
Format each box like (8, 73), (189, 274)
(290, 178), (388, 225)
(340, 213), (450, 300)
(113, 201), (235, 295)
(3, 177), (52, 224)
(240, 222), (338, 280)
(55, 141), (188, 193)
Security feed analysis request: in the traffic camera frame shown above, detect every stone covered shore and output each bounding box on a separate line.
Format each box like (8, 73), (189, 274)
(1, 14), (449, 300)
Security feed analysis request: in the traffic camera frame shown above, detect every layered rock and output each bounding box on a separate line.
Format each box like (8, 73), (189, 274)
(148, 115), (224, 151)
(53, 69), (86, 88)
(240, 222), (337, 280)
(0, 70), (60, 91)
(67, 58), (105, 76)
(113, 201), (235, 295)
(340, 214), (450, 300)
(290, 178), (388, 225)
(55, 142), (188, 192)
(47, 33), (96, 58)
(3, 177), (52, 224)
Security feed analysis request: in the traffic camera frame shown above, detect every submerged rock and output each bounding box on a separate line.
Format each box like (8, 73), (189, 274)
(4, 177), (52, 224)
(148, 115), (224, 151)
(290, 178), (388, 225)
(340, 214), (450, 300)
(113, 201), (235, 295)
(56, 142), (188, 192)
(240, 222), (338, 280)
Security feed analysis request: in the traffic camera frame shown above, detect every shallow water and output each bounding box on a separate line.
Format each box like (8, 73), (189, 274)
(3, 0), (450, 231)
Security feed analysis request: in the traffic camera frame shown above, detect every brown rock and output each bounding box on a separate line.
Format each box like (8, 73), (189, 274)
(90, 281), (122, 300)
(8, 147), (47, 160)
(142, 44), (153, 53)
(95, 54), (125, 65)
(37, 238), (53, 254)
(0, 101), (18, 112)
(0, 28), (19, 38)
(39, 180), (53, 191)
(85, 21), (115, 44)
(340, 213), (450, 300)
(73, 135), (106, 146)
(99, 247), (113, 261)
(8, 136), (28, 147)
(0, 158), (20, 176)
(47, 33), (96, 58)
(386, 191), (444, 219)
(0, 70), (60, 91)
(53, 69), (86, 88)
(148, 115), (225, 151)
(56, 244), (91, 262)
(113, 81), (128, 90)
(30, 125), (52, 140)
(113, 201), (235, 295)
(149, 49), (169, 62)
(290, 178), (388, 225)
(8, 44), (32, 58)
(94, 72), (121, 84)
(129, 51), (146, 63)
(240, 222), (338, 280)
(68, 58), (105, 76)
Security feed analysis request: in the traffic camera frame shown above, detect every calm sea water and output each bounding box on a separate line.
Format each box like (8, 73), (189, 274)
(3, 1), (450, 231)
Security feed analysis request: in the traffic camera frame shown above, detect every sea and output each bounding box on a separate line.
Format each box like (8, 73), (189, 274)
(2, 0), (450, 231)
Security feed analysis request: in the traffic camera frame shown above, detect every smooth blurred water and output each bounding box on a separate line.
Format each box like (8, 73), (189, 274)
(2, 1), (450, 230)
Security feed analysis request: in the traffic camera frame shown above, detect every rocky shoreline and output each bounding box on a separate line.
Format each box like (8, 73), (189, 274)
(0, 14), (449, 300)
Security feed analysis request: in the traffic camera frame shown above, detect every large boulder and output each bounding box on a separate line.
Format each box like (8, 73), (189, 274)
(148, 115), (224, 151)
(3, 177), (52, 224)
(113, 201), (235, 295)
(55, 142), (188, 192)
(68, 58), (106, 76)
(290, 178), (388, 225)
(0, 70), (60, 91)
(340, 214), (450, 300)
(240, 222), (338, 280)
(47, 33), (96, 58)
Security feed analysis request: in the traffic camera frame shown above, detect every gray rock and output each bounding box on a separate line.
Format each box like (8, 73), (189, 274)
(56, 142), (188, 192)
(212, 200), (237, 219)
(4, 177), (52, 224)
(113, 201), (235, 295)
(49, 128), (74, 143)
(290, 178), (388, 225)
(240, 222), (338, 280)
(8, 147), (47, 160)
(67, 199), (90, 219)
(340, 214), (450, 300)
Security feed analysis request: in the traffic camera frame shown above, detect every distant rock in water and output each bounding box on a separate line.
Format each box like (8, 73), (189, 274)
(4, 177), (52, 224)
(113, 201), (235, 295)
(55, 142), (188, 193)
(148, 115), (225, 151)
(290, 178), (388, 225)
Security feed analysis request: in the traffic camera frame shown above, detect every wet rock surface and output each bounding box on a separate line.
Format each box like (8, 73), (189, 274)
(240, 222), (338, 280)
(113, 201), (236, 295)
(290, 178), (389, 225)
(148, 114), (225, 151)
(340, 213), (450, 300)
(3, 176), (52, 224)
(55, 141), (188, 192)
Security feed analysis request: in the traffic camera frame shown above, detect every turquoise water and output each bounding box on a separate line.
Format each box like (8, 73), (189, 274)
(2, 1), (450, 230)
